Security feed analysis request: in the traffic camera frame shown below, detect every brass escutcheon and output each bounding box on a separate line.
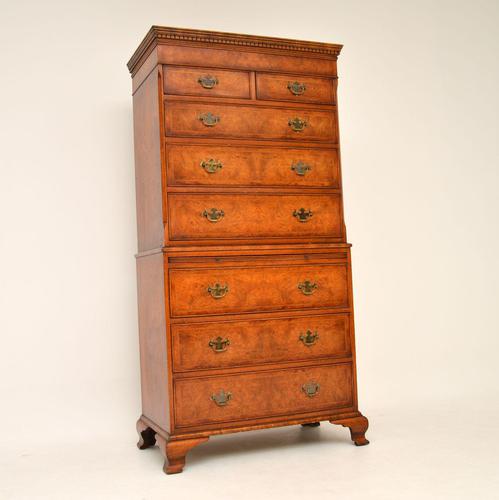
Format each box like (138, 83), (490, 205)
(298, 280), (318, 296)
(288, 81), (307, 95)
(288, 117), (307, 132)
(299, 330), (319, 347)
(293, 208), (313, 222)
(302, 381), (320, 398)
(207, 283), (229, 299)
(199, 112), (220, 127)
(198, 75), (218, 89)
(291, 161), (312, 176)
(209, 336), (230, 353)
(200, 158), (223, 173)
(203, 208), (224, 222)
(211, 389), (232, 406)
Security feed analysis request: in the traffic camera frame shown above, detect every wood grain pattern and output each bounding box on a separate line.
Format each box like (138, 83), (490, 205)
(166, 144), (340, 188)
(129, 26), (369, 475)
(169, 261), (349, 317)
(174, 363), (353, 427)
(168, 193), (342, 241)
(172, 313), (351, 371)
(256, 73), (336, 104)
(163, 66), (251, 99)
(156, 45), (338, 77)
(136, 253), (170, 431)
(164, 101), (338, 142)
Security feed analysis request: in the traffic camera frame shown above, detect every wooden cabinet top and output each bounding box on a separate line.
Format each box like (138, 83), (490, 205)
(127, 26), (343, 77)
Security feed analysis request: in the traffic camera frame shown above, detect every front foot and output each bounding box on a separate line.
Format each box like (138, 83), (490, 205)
(136, 418), (156, 449)
(330, 414), (370, 446)
(301, 422), (321, 427)
(157, 435), (209, 474)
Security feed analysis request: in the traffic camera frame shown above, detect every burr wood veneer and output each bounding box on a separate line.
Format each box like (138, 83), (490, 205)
(128, 26), (369, 475)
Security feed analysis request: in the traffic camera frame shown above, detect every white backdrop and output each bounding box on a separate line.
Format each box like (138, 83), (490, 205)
(1, 1), (498, 498)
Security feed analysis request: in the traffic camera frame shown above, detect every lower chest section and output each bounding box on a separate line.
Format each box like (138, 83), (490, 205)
(167, 250), (356, 433)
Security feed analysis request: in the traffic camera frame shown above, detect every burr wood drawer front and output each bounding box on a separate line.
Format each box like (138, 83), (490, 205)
(163, 66), (251, 99)
(164, 102), (337, 142)
(172, 313), (351, 372)
(169, 262), (349, 317)
(256, 73), (336, 104)
(174, 363), (353, 428)
(168, 193), (342, 241)
(166, 144), (340, 188)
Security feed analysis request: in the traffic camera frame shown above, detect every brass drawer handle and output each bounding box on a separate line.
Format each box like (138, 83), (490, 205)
(293, 208), (313, 222)
(288, 117), (307, 132)
(198, 75), (218, 89)
(302, 381), (320, 398)
(203, 208), (224, 222)
(298, 280), (318, 296)
(209, 336), (230, 353)
(207, 283), (229, 299)
(201, 159), (223, 173)
(288, 81), (307, 95)
(291, 161), (311, 176)
(211, 389), (232, 406)
(199, 112), (220, 127)
(299, 330), (319, 347)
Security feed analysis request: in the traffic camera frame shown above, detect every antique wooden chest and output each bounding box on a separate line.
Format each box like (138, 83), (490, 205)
(128, 26), (369, 474)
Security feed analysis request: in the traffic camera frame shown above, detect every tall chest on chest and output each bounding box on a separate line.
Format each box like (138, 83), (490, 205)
(128, 26), (369, 474)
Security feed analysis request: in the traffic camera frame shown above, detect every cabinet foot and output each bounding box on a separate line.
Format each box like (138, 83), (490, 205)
(136, 418), (156, 449)
(301, 422), (321, 427)
(156, 435), (209, 474)
(330, 413), (370, 446)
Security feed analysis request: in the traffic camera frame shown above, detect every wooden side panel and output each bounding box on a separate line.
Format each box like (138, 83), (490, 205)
(174, 363), (353, 427)
(133, 68), (164, 252)
(136, 253), (170, 431)
(172, 313), (351, 371)
(158, 45), (337, 76)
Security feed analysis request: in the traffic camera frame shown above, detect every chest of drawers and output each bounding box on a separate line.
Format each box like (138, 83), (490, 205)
(128, 26), (369, 474)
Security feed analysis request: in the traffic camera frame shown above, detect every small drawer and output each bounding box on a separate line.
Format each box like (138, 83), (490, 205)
(167, 144), (340, 188)
(174, 363), (353, 428)
(172, 313), (351, 372)
(163, 66), (251, 99)
(168, 193), (342, 242)
(169, 260), (349, 317)
(164, 102), (337, 142)
(256, 73), (335, 104)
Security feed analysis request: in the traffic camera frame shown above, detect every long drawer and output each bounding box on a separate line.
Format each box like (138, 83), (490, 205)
(168, 193), (342, 242)
(166, 144), (340, 188)
(169, 261), (349, 317)
(164, 102), (337, 142)
(172, 313), (351, 372)
(174, 363), (353, 427)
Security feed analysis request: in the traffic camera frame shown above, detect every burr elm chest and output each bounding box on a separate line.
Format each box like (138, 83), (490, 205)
(128, 26), (369, 474)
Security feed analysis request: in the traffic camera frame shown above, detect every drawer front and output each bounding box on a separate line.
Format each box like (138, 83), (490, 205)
(163, 66), (251, 99)
(169, 262), (349, 317)
(256, 73), (335, 104)
(167, 144), (340, 188)
(172, 314), (351, 371)
(174, 363), (353, 427)
(164, 102), (337, 142)
(168, 193), (342, 241)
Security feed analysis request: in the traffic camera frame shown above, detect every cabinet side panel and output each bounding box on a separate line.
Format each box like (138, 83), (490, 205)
(136, 253), (170, 431)
(133, 67), (164, 252)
